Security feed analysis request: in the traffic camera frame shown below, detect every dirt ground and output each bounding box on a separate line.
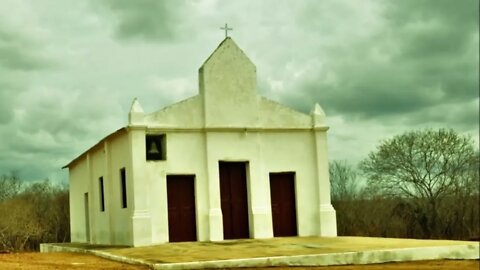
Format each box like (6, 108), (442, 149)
(0, 252), (148, 270)
(0, 252), (478, 270)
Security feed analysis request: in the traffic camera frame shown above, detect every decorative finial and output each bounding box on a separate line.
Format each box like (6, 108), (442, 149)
(130, 97), (144, 113)
(312, 103), (325, 116)
(128, 97), (145, 125)
(220, 23), (233, 38)
(311, 103), (327, 127)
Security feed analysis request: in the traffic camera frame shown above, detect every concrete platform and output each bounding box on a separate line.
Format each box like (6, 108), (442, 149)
(40, 236), (479, 269)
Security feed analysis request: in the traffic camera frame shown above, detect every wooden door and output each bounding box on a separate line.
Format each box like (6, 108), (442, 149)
(270, 172), (297, 237)
(167, 175), (197, 242)
(219, 162), (249, 239)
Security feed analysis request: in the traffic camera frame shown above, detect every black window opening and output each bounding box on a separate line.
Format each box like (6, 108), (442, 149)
(120, 168), (127, 208)
(99, 177), (105, 212)
(146, 134), (166, 160)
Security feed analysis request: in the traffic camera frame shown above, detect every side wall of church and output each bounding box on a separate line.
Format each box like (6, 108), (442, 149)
(69, 132), (133, 246)
(69, 159), (89, 243)
(108, 134), (132, 245)
(90, 147), (109, 244)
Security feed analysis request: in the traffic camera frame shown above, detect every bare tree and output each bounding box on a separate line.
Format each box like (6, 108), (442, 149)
(0, 171), (22, 202)
(329, 160), (359, 201)
(360, 128), (478, 238)
(0, 177), (70, 251)
(329, 160), (363, 236)
(441, 151), (480, 239)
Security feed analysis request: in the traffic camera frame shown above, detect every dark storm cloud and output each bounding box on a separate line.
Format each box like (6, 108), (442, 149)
(100, 0), (186, 42)
(0, 23), (70, 180)
(0, 148), (60, 181)
(0, 0), (477, 181)
(0, 86), (123, 181)
(0, 25), (55, 124)
(0, 81), (17, 123)
(0, 26), (53, 70)
(0, 44), (48, 70)
(287, 0), (478, 125)
(407, 100), (480, 130)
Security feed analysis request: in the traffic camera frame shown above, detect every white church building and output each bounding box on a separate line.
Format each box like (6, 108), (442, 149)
(64, 37), (337, 246)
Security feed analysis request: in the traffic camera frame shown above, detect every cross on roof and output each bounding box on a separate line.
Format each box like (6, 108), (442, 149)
(220, 23), (233, 38)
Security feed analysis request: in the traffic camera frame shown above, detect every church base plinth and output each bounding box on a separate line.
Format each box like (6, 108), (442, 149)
(318, 204), (337, 237)
(251, 208), (273, 239)
(208, 208), (223, 241)
(131, 211), (152, 247)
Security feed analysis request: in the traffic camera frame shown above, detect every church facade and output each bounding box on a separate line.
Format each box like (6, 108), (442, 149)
(65, 38), (337, 246)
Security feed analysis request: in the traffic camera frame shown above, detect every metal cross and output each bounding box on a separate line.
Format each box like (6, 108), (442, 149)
(220, 23), (233, 38)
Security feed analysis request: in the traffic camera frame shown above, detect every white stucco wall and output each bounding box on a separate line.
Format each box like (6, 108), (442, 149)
(200, 39), (257, 128)
(89, 147), (109, 244)
(145, 132), (209, 243)
(127, 128), (334, 244)
(144, 96), (204, 128)
(68, 130), (133, 246)
(69, 160), (89, 243)
(260, 132), (319, 236)
(107, 133), (132, 245)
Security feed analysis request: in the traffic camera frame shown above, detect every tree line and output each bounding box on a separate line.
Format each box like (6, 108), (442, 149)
(331, 129), (479, 240)
(0, 173), (69, 252)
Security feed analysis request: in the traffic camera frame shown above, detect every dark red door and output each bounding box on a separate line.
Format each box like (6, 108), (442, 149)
(167, 175), (197, 242)
(270, 172), (297, 237)
(219, 162), (249, 239)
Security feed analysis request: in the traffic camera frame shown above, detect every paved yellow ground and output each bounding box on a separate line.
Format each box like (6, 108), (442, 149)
(76, 236), (476, 263)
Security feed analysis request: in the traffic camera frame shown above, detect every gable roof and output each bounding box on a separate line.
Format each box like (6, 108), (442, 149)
(200, 37), (254, 70)
(62, 127), (126, 169)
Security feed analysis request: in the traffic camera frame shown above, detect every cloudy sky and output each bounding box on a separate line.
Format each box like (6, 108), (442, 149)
(0, 0), (478, 183)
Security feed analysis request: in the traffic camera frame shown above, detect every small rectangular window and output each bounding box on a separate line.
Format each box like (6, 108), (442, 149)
(146, 134), (166, 160)
(120, 168), (127, 208)
(99, 177), (105, 212)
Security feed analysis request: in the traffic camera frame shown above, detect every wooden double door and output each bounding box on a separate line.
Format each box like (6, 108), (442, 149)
(166, 168), (297, 241)
(219, 162), (250, 239)
(167, 163), (251, 242)
(167, 175), (197, 242)
(270, 172), (298, 237)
